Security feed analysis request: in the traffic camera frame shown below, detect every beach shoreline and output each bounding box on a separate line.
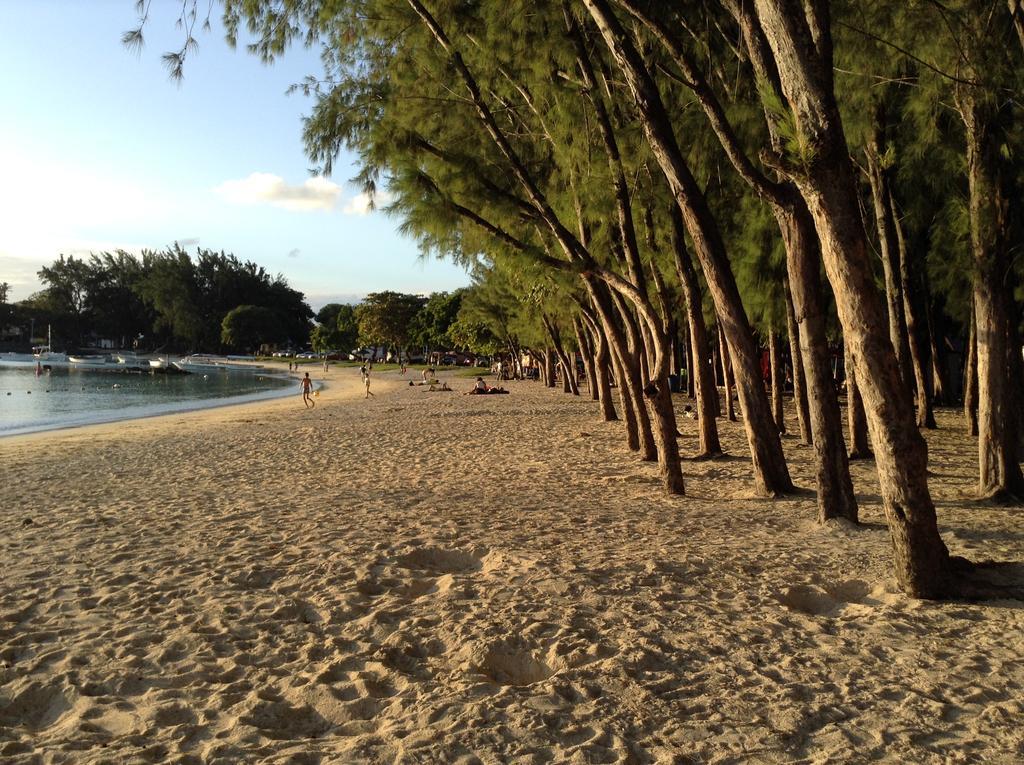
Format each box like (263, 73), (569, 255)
(1, 372), (1022, 763)
(0, 362), (378, 443)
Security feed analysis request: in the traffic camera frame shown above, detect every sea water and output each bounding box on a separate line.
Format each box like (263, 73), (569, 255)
(0, 358), (293, 436)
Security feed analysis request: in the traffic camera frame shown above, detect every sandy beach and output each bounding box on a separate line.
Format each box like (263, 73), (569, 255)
(1, 367), (1022, 764)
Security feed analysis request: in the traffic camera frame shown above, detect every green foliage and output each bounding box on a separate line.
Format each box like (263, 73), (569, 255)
(411, 290), (464, 350)
(22, 245), (312, 352)
(355, 291), (427, 353)
(221, 305), (281, 351)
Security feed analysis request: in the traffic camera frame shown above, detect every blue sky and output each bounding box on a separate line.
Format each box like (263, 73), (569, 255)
(0, 1), (470, 309)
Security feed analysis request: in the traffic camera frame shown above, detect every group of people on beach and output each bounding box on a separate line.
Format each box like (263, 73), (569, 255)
(300, 364), (511, 407)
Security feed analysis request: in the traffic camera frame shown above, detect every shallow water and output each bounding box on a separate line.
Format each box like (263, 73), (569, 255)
(0, 358), (292, 436)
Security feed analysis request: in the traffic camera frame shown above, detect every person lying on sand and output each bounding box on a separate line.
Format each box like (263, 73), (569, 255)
(428, 381), (452, 391)
(465, 377), (509, 395)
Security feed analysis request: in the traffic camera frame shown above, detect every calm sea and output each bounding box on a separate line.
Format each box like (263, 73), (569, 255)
(0, 357), (293, 436)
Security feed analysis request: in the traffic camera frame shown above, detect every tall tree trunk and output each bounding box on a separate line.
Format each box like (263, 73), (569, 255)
(611, 351), (639, 446)
(684, 329), (696, 398)
(543, 315), (578, 396)
(575, 317), (598, 401)
(778, 193), (858, 522)
(769, 325), (785, 433)
(964, 315), (979, 437)
(845, 343), (873, 460)
(865, 113), (915, 400)
(593, 331), (617, 421)
(585, 0), (792, 496)
(784, 284), (812, 444)
(891, 194), (936, 429)
(581, 309), (618, 422)
(586, 277), (654, 458)
(609, 289), (657, 461)
(669, 206), (722, 456)
(752, 0), (951, 597)
(923, 268), (946, 404)
(719, 327), (737, 422)
(643, 256), (688, 494)
(961, 92), (1024, 499)
(544, 348), (556, 389)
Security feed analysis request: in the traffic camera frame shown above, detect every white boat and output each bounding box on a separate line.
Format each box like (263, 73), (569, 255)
(69, 354), (112, 364)
(149, 357), (168, 369)
(175, 355), (229, 372)
(33, 350), (68, 362)
(32, 326), (67, 362)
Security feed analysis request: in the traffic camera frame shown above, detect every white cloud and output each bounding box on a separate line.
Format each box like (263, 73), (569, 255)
(214, 172), (341, 212)
(343, 189), (395, 216)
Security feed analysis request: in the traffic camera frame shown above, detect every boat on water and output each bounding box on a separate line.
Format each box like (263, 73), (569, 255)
(32, 327), (67, 362)
(175, 355), (230, 372)
(33, 349), (68, 362)
(149, 357), (168, 369)
(68, 354), (113, 365)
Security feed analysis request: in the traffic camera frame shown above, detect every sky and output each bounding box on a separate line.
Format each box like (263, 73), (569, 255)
(0, 1), (470, 310)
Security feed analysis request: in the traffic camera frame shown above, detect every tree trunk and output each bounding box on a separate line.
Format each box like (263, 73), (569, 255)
(769, 325), (785, 433)
(575, 317), (598, 401)
(684, 329), (696, 398)
(593, 332), (617, 421)
(777, 192), (858, 522)
(669, 206), (722, 456)
(582, 310), (618, 421)
(865, 118), (915, 400)
(544, 315), (578, 396)
(845, 343), (872, 460)
(784, 284), (812, 444)
(611, 350), (639, 446)
(891, 192), (936, 429)
(585, 0), (792, 496)
(921, 267), (946, 405)
(964, 315), (979, 436)
(962, 92), (1024, 499)
(719, 327), (737, 422)
(544, 348), (556, 388)
(586, 278), (654, 458)
(608, 289), (657, 461)
(753, 0), (951, 597)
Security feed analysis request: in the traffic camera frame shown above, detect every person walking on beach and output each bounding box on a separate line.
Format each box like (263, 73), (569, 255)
(364, 370), (375, 399)
(301, 372), (315, 408)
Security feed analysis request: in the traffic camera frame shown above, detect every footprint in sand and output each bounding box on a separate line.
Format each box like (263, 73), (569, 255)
(0, 681), (72, 730)
(463, 639), (555, 686)
(776, 579), (875, 616)
(394, 547), (482, 574)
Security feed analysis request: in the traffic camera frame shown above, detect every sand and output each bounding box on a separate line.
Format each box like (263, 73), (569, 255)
(1, 366), (1022, 764)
